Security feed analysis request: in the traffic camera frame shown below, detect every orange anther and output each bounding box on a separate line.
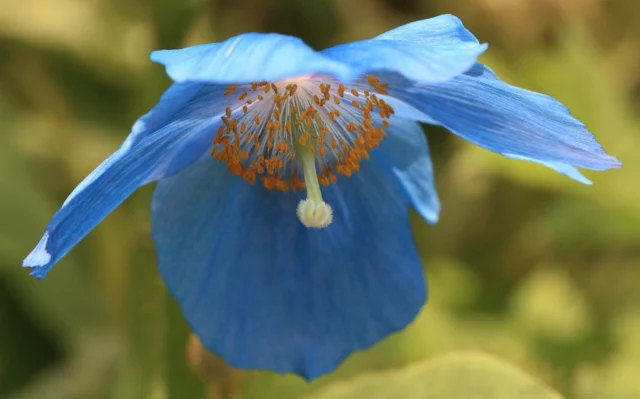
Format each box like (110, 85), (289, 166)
(318, 175), (329, 186)
(213, 76), (392, 191)
(225, 84), (238, 96)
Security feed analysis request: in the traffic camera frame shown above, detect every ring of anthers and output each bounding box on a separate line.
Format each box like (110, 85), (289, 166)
(211, 74), (395, 228)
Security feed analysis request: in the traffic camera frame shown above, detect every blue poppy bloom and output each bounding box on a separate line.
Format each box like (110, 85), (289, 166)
(24, 15), (620, 380)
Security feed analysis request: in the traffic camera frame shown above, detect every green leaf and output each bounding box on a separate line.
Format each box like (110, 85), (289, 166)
(303, 351), (564, 399)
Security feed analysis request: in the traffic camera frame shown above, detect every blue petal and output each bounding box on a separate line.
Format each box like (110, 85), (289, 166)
(371, 118), (440, 223)
(388, 64), (621, 183)
(152, 16), (485, 85)
(151, 152), (427, 379)
(322, 15), (487, 83)
(151, 33), (352, 84)
(374, 14), (481, 47)
(23, 83), (227, 277)
(321, 41), (485, 85)
(322, 15), (486, 84)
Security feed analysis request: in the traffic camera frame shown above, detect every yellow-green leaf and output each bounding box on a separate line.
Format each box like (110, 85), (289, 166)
(303, 351), (564, 399)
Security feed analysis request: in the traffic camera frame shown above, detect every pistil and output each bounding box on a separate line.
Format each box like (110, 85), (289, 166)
(296, 147), (333, 228)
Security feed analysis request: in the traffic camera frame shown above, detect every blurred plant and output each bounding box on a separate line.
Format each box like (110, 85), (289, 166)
(187, 334), (245, 399)
(302, 351), (564, 399)
(1, 0), (639, 398)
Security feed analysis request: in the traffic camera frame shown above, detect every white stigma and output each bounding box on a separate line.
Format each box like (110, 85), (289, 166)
(296, 199), (333, 228)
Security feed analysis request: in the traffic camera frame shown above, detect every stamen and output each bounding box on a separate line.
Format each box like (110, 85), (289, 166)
(212, 74), (394, 228)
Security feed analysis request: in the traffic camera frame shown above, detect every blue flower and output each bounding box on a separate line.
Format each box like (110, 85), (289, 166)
(23, 15), (620, 380)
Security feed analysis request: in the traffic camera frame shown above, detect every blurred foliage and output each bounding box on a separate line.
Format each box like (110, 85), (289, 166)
(0, 0), (639, 398)
(303, 352), (564, 399)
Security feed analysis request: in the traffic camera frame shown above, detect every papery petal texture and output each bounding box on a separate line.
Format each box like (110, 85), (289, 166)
(151, 121), (434, 379)
(371, 118), (440, 223)
(153, 15), (485, 85)
(387, 64), (621, 182)
(373, 14), (480, 46)
(23, 83), (228, 277)
(151, 33), (352, 84)
(322, 15), (486, 84)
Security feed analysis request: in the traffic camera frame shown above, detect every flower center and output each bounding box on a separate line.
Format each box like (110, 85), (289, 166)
(211, 74), (394, 228)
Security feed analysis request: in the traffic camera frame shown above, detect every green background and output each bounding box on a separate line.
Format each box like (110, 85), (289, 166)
(1, 0), (638, 398)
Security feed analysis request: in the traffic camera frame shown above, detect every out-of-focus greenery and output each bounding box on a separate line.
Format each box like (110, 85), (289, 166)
(0, 0), (638, 398)
(304, 352), (564, 399)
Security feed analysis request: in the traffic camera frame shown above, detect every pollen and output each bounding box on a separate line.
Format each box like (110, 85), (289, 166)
(212, 74), (395, 227)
